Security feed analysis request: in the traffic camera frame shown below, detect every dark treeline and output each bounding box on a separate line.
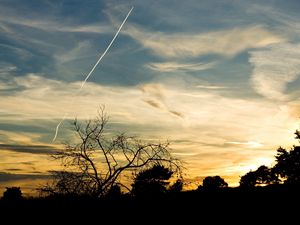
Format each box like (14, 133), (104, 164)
(1, 109), (300, 220)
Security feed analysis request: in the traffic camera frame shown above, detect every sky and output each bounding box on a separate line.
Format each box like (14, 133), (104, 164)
(1, 0), (300, 194)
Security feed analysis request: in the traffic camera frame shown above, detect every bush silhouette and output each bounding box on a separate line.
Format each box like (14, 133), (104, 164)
(199, 176), (228, 191)
(131, 165), (173, 197)
(2, 187), (23, 202)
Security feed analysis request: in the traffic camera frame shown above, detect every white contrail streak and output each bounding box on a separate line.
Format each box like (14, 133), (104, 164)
(80, 6), (134, 90)
(52, 6), (134, 142)
(52, 114), (67, 142)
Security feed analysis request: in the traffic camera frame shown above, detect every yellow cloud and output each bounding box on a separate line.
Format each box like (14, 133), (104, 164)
(0, 74), (299, 186)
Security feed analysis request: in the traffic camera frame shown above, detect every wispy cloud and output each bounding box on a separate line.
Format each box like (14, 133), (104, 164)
(245, 3), (300, 35)
(139, 83), (184, 118)
(0, 144), (57, 155)
(169, 110), (184, 118)
(0, 73), (299, 184)
(0, 10), (111, 35)
(249, 43), (300, 100)
(143, 99), (163, 109)
(54, 41), (93, 64)
(125, 25), (284, 58)
(0, 172), (50, 182)
(226, 141), (263, 149)
(147, 61), (216, 72)
(196, 85), (227, 90)
(0, 62), (17, 74)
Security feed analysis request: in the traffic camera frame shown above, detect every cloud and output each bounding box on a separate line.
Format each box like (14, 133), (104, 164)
(0, 43), (33, 60)
(249, 43), (300, 100)
(5, 168), (22, 172)
(196, 85), (227, 90)
(0, 7), (111, 35)
(143, 99), (163, 109)
(54, 41), (93, 64)
(245, 3), (300, 35)
(125, 25), (284, 58)
(139, 83), (184, 118)
(226, 141), (263, 149)
(139, 83), (165, 100)
(147, 61), (216, 72)
(0, 172), (50, 182)
(0, 144), (58, 154)
(169, 110), (184, 118)
(0, 73), (299, 185)
(0, 62), (17, 74)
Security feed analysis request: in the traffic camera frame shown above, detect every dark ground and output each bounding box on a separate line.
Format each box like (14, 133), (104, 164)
(1, 186), (299, 223)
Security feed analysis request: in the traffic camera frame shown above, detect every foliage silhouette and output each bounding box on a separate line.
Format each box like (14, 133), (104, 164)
(273, 146), (300, 185)
(271, 129), (300, 185)
(198, 176), (228, 191)
(2, 187), (23, 202)
(240, 129), (300, 187)
(41, 107), (182, 197)
(131, 165), (174, 197)
(240, 165), (278, 188)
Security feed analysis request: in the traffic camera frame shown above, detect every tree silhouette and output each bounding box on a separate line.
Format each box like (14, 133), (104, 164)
(42, 107), (181, 197)
(240, 165), (278, 188)
(273, 146), (300, 185)
(199, 176), (228, 191)
(2, 187), (23, 202)
(272, 130), (300, 185)
(131, 165), (174, 197)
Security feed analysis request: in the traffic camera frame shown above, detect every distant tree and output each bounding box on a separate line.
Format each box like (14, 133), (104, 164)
(2, 187), (23, 201)
(42, 107), (181, 197)
(200, 176), (228, 190)
(131, 165), (174, 196)
(240, 165), (278, 188)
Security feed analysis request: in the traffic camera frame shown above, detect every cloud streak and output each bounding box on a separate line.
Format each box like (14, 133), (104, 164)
(0, 6), (112, 35)
(0, 172), (50, 182)
(140, 83), (184, 118)
(226, 141), (263, 149)
(0, 144), (58, 155)
(147, 61), (216, 72)
(126, 25), (284, 58)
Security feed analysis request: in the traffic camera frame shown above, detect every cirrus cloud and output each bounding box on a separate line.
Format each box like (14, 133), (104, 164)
(147, 61), (216, 72)
(125, 25), (285, 58)
(250, 43), (300, 100)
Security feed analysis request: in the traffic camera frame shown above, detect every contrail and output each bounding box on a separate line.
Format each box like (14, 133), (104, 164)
(80, 6), (134, 90)
(52, 113), (67, 142)
(52, 6), (134, 142)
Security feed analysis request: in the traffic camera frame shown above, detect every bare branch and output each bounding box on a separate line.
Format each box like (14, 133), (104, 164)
(42, 107), (182, 197)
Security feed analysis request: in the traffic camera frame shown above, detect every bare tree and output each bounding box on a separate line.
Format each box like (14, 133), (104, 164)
(42, 107), (181, 197)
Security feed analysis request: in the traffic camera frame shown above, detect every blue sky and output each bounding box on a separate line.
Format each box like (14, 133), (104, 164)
(1, 0), (300, 193)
